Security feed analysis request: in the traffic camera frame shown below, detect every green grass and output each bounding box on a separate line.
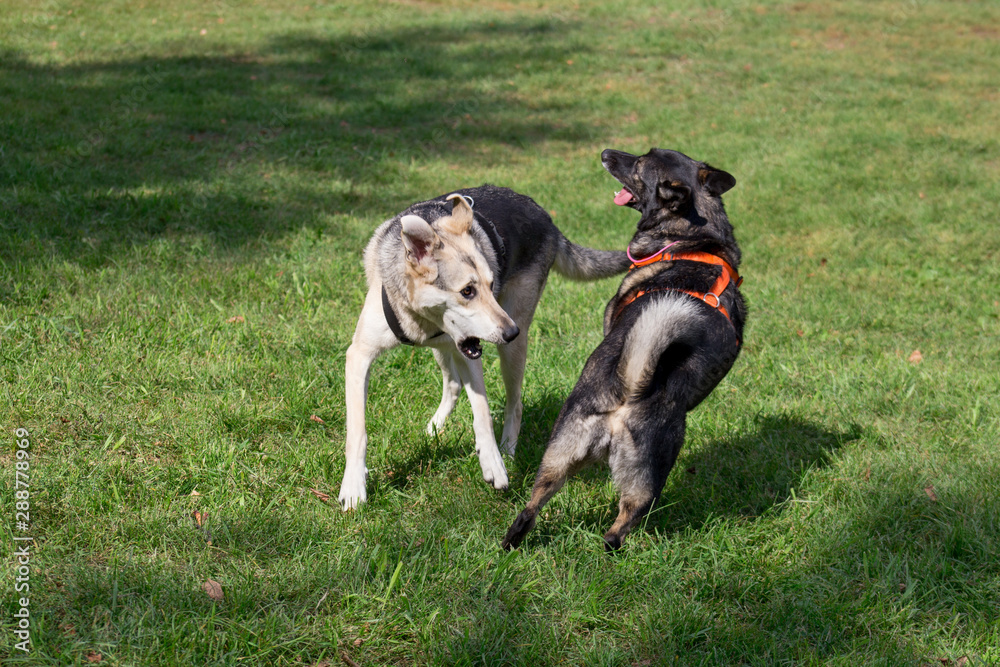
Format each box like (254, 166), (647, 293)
(2, 0), (999, 664)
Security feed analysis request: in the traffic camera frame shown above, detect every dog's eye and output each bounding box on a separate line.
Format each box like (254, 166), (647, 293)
(460, 285), (476, 299)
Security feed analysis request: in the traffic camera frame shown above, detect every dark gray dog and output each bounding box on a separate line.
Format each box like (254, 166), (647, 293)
(502, 149), (746, 550)
(340, 185), (629, 510)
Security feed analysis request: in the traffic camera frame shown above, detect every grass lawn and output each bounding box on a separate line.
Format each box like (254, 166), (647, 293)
(2, 0), (999, 664)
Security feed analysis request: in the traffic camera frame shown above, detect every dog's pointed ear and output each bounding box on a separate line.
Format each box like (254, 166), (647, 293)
(699, 167), (736, 196)
(657, 181), (692, 213)
(439, 193), (473, 234)
(400, 214), (439, 273)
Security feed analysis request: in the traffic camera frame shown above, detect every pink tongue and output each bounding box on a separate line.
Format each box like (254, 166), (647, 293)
(614, 189), (633, 206)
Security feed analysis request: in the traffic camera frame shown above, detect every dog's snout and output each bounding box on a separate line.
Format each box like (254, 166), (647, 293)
(601, 150), (617, 167)
(502, 324), (520, 343)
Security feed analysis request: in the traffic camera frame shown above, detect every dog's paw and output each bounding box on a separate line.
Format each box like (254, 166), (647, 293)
(477, 448), (509, 490)
(501, 511), (536, 550)
(338, 488), (366, 511)
(499, 435), (517, 457)
(425, 416), (445, 437)
(338, 469), (368, 511)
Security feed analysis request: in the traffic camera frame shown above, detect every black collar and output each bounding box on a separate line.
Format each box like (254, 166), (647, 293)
(382, 286), (443, 346)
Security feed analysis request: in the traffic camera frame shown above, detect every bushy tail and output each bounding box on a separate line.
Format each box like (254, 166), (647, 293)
(553, 237), (630, 281)
(618, 297), (700, 397)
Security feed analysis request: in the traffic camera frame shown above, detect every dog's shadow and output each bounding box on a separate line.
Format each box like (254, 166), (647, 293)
(367, 385), (568, 496)
(508, 410), (861, 540)
(652, 414), (861, 534)
(366, 383), (859, 543)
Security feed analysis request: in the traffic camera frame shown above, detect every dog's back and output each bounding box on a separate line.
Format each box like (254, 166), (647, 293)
(366, 185), (627, 296)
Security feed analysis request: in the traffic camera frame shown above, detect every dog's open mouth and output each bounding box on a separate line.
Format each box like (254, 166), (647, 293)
(614, 187), (634, 206)
(459, 337), (483, 360)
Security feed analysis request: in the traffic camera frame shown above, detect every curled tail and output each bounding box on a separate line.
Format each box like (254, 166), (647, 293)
(553, 236), (630, 281)
(618, 297), (701, 397)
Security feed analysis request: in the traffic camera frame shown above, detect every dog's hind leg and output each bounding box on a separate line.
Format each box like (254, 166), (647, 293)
(602, 416), (685, 551)
(496, 329), (528, 456)
(426, 348), (462, 436)
(497, 274), (546, 456)
(453, 353), (509, 491)
(501, 414), (602, 550)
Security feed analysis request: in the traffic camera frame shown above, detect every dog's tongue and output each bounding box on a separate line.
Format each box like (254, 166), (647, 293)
(614, 188), (633, 206)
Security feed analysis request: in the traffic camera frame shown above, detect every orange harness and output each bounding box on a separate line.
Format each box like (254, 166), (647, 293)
(613, 248), (743, 330)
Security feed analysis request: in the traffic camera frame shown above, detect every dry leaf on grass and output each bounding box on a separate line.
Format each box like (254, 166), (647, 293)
(924, 485), (938, 502)
(341, 652), (361, 667)
(226, 315), (245, 324)
(85, 652), (103, 663)
(937, 657), (970, 667)
(908, 349), (923, 364)
(192, 511), (207, 527)
(310, 488), (331, 503)
(310, 414), (325, 424)
(202, 579), (224, 602)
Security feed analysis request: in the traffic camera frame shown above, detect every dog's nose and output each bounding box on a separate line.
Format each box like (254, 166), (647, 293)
(502, 325), (520, 343)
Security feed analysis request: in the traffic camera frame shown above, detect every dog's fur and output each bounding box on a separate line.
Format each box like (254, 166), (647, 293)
(339, 185), (629, 509)
(502, 149), (746, 550)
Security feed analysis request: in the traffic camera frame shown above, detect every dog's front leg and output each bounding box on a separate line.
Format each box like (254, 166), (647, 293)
(339, 292), (397, 510)
(339, 341), (376, 509)
(454, 354), (509, 491)
(426, 348), (462, 436)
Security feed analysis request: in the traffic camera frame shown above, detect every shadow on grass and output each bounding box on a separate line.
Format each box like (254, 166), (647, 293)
(508, 412), (862, 544)
(368, 428), (471, 498)
(652, 413), (863, 533)
(0, 17), (592, 268)
(365, 384), (569, 497)
(367, 397), (857, 536)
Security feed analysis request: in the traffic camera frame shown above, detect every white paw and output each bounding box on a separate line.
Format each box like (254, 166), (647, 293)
(426, 415), (446, 436)
(499, 432), (518, 457)
(477, 447), (509, 490)
(338, 467), (368, 511)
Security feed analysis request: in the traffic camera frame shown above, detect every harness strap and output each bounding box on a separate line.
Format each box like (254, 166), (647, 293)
(612, 251), (742, 337)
